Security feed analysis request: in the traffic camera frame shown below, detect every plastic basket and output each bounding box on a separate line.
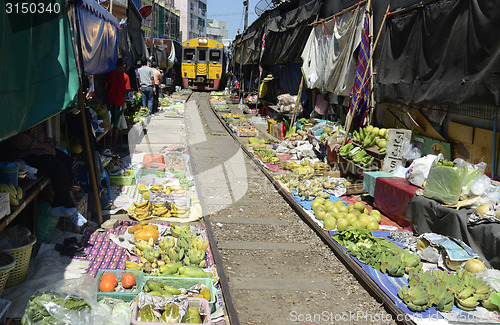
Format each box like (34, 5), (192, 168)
(3, 234), (36, 288)
(136, 169), (172, 187)
(0, 252), (15, 295)
(0, 299), (11, 325)
(96, 269), (145, 302)
(131, 297), (212, 325)
(110, 170), (135, 186)
(141, 277), (216, 310)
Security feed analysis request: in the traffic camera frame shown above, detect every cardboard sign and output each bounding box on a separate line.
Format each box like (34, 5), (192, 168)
(382, 129), (412, 173)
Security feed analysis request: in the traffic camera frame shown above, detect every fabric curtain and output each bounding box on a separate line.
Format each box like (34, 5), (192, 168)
(77, 0), (119, 75)
(0, 0), (79, 141)
(376, 0), (500, 106)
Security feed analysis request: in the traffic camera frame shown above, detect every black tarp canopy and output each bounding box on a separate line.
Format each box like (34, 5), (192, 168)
(376, 0), (500, 106)
(233, 0), (320, 66)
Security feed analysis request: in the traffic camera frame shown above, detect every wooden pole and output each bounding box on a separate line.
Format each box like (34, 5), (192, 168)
(71, 0), (103, 225)
(342, 0), (392, 145)
(79, 91), (103, 225)
(290, 76), (305, 128)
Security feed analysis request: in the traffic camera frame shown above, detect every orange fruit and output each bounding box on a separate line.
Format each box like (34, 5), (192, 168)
(99, 279), (116, 292)
(101, 273), (118, 286)
(121, 272), (136, 289)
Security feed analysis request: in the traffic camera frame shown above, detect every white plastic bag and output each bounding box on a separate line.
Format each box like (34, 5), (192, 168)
(405, 154), (442, 187)
(120, 112), (127, 130)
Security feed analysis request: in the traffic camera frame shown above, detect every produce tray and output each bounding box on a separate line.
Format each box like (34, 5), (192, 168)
(140, 276), (216, 309)
(110, 170), (135, 186)
(96, 269), (145, 302)
(131, 297), (212, 325)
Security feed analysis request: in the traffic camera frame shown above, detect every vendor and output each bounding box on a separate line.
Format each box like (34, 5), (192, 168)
(5, 123), (87, 226)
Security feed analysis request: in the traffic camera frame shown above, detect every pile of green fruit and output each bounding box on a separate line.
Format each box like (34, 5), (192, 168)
(332, 227), (421, 277)
(332, 227), (500, 314)
(352, 126), (388, 152)
(311, 198), (381, 231)
(338, 144), (375, 168)
(399, 267), (499, 313)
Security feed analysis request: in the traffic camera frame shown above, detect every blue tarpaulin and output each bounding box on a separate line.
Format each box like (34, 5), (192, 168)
(77, 0), (119, 75)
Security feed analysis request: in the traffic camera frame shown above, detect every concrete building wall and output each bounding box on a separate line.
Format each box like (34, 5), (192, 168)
(175, 0), (206, 42)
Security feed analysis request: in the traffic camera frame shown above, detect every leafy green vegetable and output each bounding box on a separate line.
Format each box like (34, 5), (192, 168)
(21, 291), (91, 325)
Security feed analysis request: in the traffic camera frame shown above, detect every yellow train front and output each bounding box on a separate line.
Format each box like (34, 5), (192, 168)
(181, 38), (224, 91)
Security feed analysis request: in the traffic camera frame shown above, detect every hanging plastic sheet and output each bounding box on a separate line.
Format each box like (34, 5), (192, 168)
(301, 2), (366, 94)
(77, 0), (119, 75)
(0, 0), (79, 142)
(324, 2), (366, 96)
(301, 19), (334, 91)
(376, 0), (500, 106)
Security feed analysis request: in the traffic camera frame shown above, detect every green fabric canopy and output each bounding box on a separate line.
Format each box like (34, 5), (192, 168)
(0, 0), (79, 142)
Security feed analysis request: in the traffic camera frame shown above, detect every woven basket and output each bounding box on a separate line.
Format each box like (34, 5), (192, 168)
(0, 251), (15, 295)
(3, 234), (36, 288)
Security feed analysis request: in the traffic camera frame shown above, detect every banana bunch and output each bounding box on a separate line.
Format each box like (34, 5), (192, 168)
(312, 162), (330, 174)
(152, 202), (172, 217)
(171, 225), (189, 238)
(380, 253), (405, 277)
(158, 236), (176, 251)
(149, 183), (165, 192)
(166, 185), (188, 195)
(426, 284), (454, 312)
(134, 238), (154, 256)
(142, 247), (161, 265)
(131, 201), (153, 220)
(339, 143), (354, 157)
(401, 251), (421, 273)
(0, 183), (22, 206)
(452, 269), (492, 311)
(398, 285), (430, 312)
(125, 261), (144, 271)
(176, 230), (196, 251)
(191, 237), (209, 252)
(184, 247), (206, 267)
(169, 205), (190, 218)
(164, 246), (185, 263)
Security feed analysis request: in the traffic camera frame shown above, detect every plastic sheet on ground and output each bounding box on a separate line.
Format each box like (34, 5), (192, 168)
(3, 229), (90, 319)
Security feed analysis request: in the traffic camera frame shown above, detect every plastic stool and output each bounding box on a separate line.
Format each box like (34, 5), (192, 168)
(101, 169), (111, 201)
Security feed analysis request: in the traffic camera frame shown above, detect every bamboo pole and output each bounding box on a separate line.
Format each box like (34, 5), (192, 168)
(71, 1), (104, 225)
(290, 76), (305, 128)
(342, 0), (393, 145)
(79, 91), (104, 225)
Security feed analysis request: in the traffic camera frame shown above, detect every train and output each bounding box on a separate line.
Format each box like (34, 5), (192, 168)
(181, 37), (226, 91)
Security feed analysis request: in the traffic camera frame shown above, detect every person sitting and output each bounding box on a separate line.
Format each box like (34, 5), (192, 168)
(5, 123), (87, 226)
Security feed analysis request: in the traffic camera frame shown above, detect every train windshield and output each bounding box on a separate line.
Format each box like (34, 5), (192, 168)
(209, 49), (221, 63)
(184, 48), (195, 62)
(198, 49), (207, 62)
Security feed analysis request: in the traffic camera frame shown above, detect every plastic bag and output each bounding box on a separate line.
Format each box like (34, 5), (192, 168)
(21, 275), (129, 325)
(120, 112), (127, 130)
(454, 159), (487, 198)
(423, 163), (467, 205)
(402, 143), (422, 161)
(0, 225), (32, 249)
(295, 142), (316, 160)
(405, 154), (441, 188)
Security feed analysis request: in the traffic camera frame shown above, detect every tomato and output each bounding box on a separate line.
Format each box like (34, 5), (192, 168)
(101, 272), (118, 286)
(99, 279), (116, 292)
(121, 272), (136, 289)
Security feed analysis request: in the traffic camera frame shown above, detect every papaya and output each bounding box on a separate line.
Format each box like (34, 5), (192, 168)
(128, 224), (143, 234)
(181, 306), (202, 323)
(138, 304), (159, 322)
(134, 227), (159, 243)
